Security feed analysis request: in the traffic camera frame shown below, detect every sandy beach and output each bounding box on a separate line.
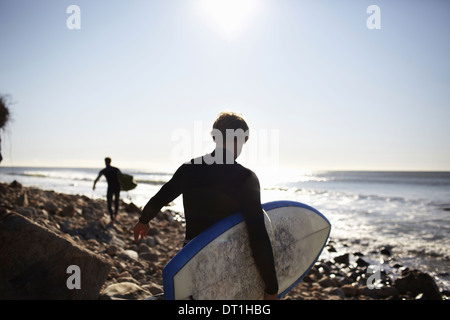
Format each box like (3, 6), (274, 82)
(0, 180), (447, 300)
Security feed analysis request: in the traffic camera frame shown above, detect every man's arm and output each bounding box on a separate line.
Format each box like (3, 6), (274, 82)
(240, 171), (279, 298)
(92, 171), (103, 190)
(133, 164), (186, 242)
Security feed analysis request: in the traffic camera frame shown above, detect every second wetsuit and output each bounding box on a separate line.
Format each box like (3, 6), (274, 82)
(98, 165), (121, 219)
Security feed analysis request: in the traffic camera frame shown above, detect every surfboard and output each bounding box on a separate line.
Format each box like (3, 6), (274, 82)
(162, 200), (331, 300)
(118, 173), (137, 191)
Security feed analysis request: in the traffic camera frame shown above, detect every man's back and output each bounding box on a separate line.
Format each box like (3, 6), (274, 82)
(100, 166), (120, 189)
(169, 153), (257, 240)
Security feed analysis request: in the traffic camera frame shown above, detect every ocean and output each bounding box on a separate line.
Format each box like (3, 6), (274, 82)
(1, 166), (449, 291)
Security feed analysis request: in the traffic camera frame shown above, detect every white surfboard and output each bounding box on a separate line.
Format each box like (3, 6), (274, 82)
(163, 200), (331, 300)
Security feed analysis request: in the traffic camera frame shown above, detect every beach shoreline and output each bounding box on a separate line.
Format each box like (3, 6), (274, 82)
(0, 181), (447, 300)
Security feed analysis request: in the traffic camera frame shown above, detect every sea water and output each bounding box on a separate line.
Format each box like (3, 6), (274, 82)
(259, 169), (450, 292)
(1, 166), (449, 291)
(0, 166), (174, 211)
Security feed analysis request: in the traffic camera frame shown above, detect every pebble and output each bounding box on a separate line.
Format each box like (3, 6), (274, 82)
(100, 282), (151, 300)
(119, 249), (139, 261)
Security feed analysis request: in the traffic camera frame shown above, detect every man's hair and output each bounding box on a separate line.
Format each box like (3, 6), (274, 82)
(105, 157), (112, 165)
(211, 111), (249, 143)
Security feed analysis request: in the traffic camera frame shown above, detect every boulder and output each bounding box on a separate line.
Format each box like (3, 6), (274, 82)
(307, 267), (322, 281)
(359, 285), (399, 299)
(137, 243), (151, 254)
(356, 257), (370, 268)
(318, 276), (339, 288)
(106, 244), (122, 256)
(101, 282), (151, 300)
(144, 282), (164, 296)
(45, 201), (60, 215)
(124, 202), (142, 214)
(117, 276), (141, 285)
(341, 284), (359, 297)
(377, 285), (399, 299)
(394, 269), (442, 300)
(0, 211), (111, 299)
(380, 246), (392, 256)
(334, 253), (349, 265)
(118, 250), (139, 262)
(61, 205), (76, 217)
(10, 180), (22, 189)
(147, 227), (159, 236)
(140, 252), (159, 262)
(145, 236), (156, 247)
(16, 193), (28, 207)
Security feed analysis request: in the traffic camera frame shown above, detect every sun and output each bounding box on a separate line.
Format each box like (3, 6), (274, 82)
(195, 0), (261, 39)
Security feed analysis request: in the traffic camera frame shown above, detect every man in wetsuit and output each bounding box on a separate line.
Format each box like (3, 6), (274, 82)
(133, 112), (279, 300)
(93, 157), (121, 222)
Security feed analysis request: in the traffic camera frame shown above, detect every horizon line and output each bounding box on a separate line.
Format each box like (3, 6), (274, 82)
(1, 162), (449, 174)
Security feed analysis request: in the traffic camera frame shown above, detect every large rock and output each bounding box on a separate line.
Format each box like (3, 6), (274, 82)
(318, 276), (339, 288)
(100, 282), (151, 300)
(359, 285), (399, 299)
(118, 250), (139, 262)
(394, 269), (442, 300)
(0, 211), (111, 299)
(334, 253), (349, 265)
(124, 202), (142, 214)
(340, 284), (359, 297)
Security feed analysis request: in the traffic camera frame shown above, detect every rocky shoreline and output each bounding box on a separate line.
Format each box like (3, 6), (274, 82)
(0, 181), (447, 300)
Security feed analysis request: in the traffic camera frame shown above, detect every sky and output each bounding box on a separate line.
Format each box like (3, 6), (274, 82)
(0, 0), (449, 172)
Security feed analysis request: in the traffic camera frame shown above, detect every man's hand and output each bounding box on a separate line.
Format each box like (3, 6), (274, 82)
(133, 221), (150, 243)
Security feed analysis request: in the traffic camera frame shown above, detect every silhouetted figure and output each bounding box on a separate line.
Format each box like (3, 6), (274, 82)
(0, 95), (11, 164)
(133, 112), (279, 300)
(93, 157), (121, 222)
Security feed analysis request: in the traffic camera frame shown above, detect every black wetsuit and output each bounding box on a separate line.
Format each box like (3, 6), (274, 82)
(98, 165), (121, 219)
(139, 149), (279, 295)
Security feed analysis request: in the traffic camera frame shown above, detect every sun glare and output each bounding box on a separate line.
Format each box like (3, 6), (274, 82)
(195, 0), (261, 38)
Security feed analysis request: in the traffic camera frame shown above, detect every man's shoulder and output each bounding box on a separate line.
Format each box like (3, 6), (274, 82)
(102, 166), (120, 174)
(235, 162), (256, 176)
(177, 156), (258, 181)
(232, 163), (259, 186)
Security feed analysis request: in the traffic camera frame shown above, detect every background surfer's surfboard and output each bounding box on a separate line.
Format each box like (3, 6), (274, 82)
(163, 200), (331, 300)
(118, 173), (137, 191)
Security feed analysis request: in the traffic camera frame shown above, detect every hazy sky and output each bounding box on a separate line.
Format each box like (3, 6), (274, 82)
(1, 0), (449, 172)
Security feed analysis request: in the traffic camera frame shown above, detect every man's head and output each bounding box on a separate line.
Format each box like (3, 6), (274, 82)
(105, 157), (112, 166)
(211, 111), (249, 159)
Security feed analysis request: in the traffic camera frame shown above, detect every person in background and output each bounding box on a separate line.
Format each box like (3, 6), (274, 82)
(93, 157), (121, 223)
(133, 111), (279, 300)
(0, 95), (11, 164)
